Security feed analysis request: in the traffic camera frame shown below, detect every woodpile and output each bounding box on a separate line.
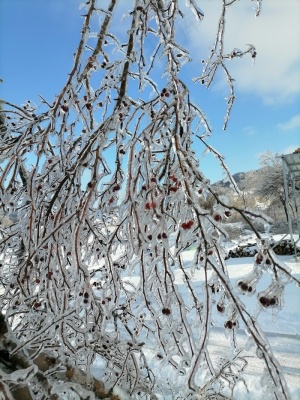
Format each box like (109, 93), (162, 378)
(226, 239), (297, 259)
(226, 244), (256, 259)
(272, 240), (297, 256)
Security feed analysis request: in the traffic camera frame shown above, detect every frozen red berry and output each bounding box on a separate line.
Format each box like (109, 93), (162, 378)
(217, 304), (224, 313)
(225, 320), (233, 329)
(269, 298), (276, 306)
(259, 296), (270, 307)
(214, 214), (222, 222)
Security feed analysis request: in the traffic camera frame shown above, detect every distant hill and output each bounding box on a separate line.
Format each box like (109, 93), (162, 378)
(212, 166), (289, 228)
(213, 169), (262, 191)
(214, 171), (245, 188)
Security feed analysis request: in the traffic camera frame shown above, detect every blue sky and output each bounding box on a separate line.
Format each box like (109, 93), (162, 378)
(0, 0), (299, 183)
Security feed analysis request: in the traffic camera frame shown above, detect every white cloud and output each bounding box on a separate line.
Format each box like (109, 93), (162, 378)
(241, 126), (257, 135)
(278, 114), (300, 131)
(179, 0), (300, 104)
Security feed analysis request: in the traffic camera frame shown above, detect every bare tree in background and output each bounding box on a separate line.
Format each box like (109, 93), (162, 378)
(0, 1), (298, 399)
(254, 151), (289, 220)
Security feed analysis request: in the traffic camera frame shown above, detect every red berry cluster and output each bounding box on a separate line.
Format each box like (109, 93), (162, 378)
(79, 291), (90, 304)
(118, 101), (129, 121)
(87, 56), (95, 69)
(46, 271), (53, 279)
(20, 275), (30, 284)
(145, 202), (157, 210)
(259, 296), (277, 308)
(213, 214), (222, 222)
(255, 254), (264, 265)
(217, 304), (224, 313)
(61, 104), (69, 113)
(162, 307), (171, 315)
(169, 175), (181, 193)
(238, 281), (253, 293)
(160, 88), (170, 98)
(210, 284), (219, 294)
(224, 320), (238, 330)
(113, 184), (121, 192)
(181, 220), (194, 230)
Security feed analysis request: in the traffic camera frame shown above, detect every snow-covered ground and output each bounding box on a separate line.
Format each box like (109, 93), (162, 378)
(92, 233), (300, 399)
(177, 236), (300, 398)
(173, 255), (299, 398)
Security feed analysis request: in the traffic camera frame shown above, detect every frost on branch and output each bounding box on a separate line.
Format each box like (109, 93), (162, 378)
(0, 0), (296, 399)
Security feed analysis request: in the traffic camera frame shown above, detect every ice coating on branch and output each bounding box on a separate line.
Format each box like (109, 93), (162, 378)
(236, 268), (262, 296)
(185, 0), (205, 21)
(0, 365), (38, 384)
(258, 280), (285, 310)
(112, 386), (131, 400)
(51, 383), (95, 399)
(0, 215), (14, 227)
(244, 208), (274, 225)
